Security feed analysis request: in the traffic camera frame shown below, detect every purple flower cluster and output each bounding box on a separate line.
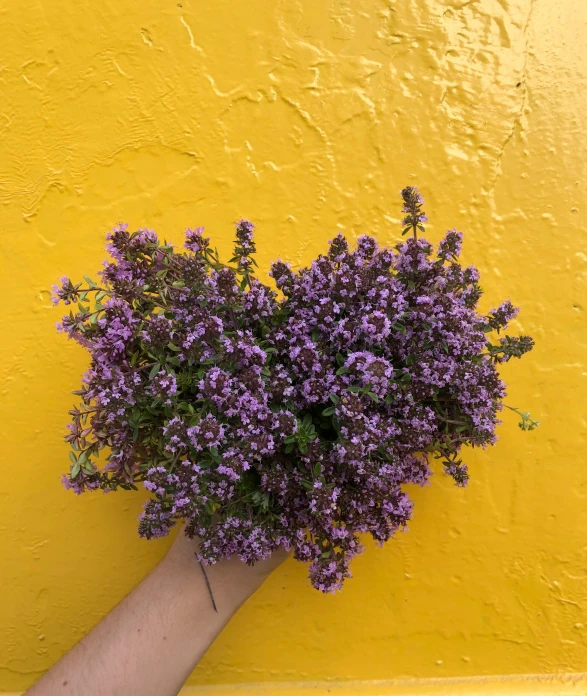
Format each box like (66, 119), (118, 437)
(401, 186), (428, 237)
(54, 195), (535, 592)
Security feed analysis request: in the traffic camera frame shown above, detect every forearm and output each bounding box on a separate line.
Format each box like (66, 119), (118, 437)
(27, 534), (284, 696)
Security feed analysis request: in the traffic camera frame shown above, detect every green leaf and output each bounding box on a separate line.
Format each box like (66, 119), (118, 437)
(149, 362), (161, 378)
(335, 366), (348, 375)
(167, 342), (181, 352)
(83, 275), (97, 288)
(96, 290), (108, 302)
(347, 385), (361, 393)
(335, 353), (344, 366)
(329, 393), (340, 404)
(322, 406), (335, 417)
(69, 451), (78, 465)
(366, 391), (379, 402)
(71, 461), (81, 478)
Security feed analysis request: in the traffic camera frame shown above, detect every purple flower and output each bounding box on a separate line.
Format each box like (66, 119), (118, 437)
(233, 219), (256, 276)
(438, 229), (463, 261)
(487, 300), (519, 331)
(51, 276), (76, 305)
(185, 227), (210, 254)
(400, 186), (428, 231)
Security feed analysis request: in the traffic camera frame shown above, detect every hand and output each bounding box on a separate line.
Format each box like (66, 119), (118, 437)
(165, 528), (290, 609)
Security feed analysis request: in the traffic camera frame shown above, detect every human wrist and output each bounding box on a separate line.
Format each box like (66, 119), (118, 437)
(161, 531), (276, 611)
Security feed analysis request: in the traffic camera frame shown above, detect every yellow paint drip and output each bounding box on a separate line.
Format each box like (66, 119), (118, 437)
(0, 0), (586, 692)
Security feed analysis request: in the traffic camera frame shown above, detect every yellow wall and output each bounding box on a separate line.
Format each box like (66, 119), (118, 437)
(1, 0), (586, 692)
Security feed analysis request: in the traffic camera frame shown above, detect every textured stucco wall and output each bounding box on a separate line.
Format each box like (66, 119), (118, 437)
(0, 0), (586, 692)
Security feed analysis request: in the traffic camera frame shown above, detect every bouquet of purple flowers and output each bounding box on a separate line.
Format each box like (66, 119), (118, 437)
(53, 187), (536, 592)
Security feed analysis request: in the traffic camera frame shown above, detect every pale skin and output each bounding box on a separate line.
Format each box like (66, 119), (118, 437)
(25, 532), (288, 696)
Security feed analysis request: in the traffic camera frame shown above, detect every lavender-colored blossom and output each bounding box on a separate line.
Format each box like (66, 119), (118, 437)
(51, 276), (76, 305)
(487, 300), (519, 331)
(438, 229), (463, 261)
(401, 186), (428, 232)
(184, 227), (210, 254)
(232, 219), (256, 277)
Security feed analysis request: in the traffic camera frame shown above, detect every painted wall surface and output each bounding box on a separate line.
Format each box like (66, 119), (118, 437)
(0, 0), (586, 692)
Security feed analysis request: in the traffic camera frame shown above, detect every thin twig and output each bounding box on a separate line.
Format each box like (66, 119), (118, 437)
(198, 558), (218, 613)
